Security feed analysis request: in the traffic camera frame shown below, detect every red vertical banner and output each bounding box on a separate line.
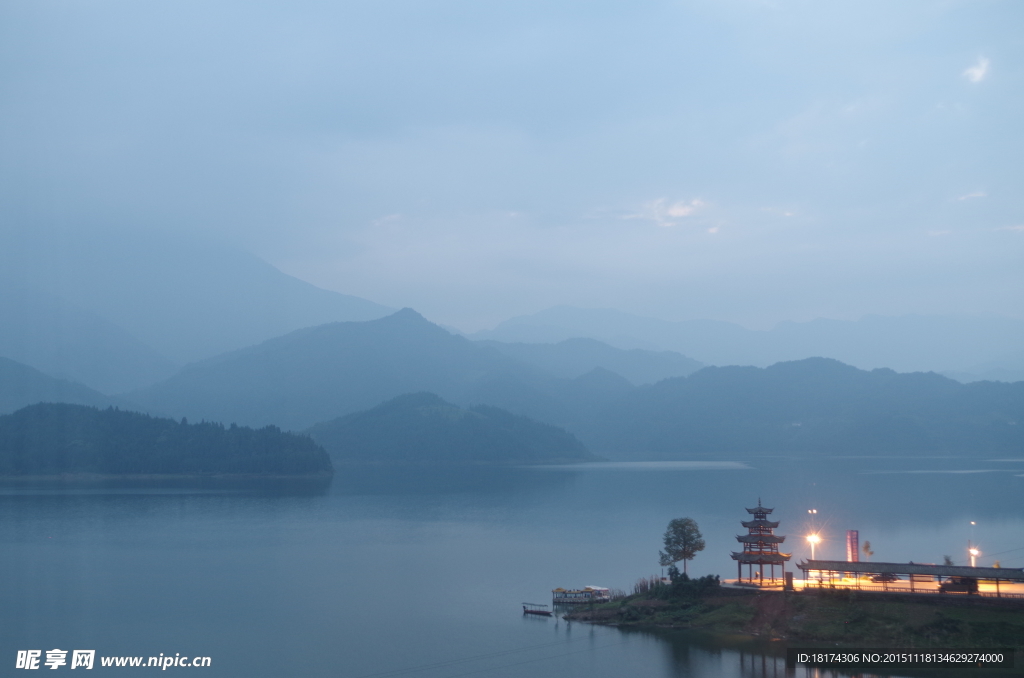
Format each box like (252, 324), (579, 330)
(846, 530), (859, 562)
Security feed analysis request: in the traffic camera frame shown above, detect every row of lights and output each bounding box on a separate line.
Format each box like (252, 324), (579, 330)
(804, 510), (982, 566)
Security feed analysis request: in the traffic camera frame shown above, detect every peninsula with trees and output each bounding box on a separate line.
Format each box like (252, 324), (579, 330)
(0, 403), (333, 477)
(565, 517), (1024, 651)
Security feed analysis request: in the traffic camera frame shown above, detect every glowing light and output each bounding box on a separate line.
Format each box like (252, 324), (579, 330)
(806, 533), (821, 560)
(968, 543), (980, 567)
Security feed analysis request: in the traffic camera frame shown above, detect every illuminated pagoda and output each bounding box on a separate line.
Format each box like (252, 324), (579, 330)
(731, 499), (791, 584)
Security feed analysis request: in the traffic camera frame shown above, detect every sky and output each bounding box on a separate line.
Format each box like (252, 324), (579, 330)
(1, 0), (1021, 332)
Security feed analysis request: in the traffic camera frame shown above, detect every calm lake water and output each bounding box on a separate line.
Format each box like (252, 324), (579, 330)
(2, 457), (1022, 677)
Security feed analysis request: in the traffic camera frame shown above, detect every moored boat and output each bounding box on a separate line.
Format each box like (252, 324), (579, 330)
(522, 602), (553, 616)
(551, 586), (610, 604)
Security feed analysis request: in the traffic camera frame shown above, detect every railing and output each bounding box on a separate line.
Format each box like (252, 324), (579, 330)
(800, 583), (1024, 599)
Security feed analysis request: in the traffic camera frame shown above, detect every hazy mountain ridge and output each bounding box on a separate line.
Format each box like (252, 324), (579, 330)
(0, 279), (179, 393)
(127, 311), (1024, 460)
(0, 228), (394, 391)
(582, 358), (1024, 459)
(473, 306), (1024, 378)
(308, 392), (594, 464)
(476, 337), (703, 385)
(129, 309), (563, 430)
(0, 356), (118, 414)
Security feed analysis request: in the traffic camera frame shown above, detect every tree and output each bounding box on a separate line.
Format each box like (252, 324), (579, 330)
(943, 555), (954, 566)
(862, 541), (874, 561)
(659, 518), (705, 576)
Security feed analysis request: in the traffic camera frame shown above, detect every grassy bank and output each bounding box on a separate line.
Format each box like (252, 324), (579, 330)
(564, 577), (1024, 648)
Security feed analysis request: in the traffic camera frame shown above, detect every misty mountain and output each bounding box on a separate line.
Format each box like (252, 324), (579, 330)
(476, 338), (703, 385)
(129, 309), (576, 431)
(582, 358), (1024, 459)
(0, 403), (331, 476)
(0, 357), (115, 415)
(944, 350), (1024, 384)
(308, 392), (594, 464)
(0, 228), (394, 366)
(472, 306), (1024, 377)
(0, 280), (178, 393)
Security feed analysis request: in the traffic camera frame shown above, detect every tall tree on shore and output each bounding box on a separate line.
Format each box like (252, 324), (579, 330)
(659, 518), (706, 576)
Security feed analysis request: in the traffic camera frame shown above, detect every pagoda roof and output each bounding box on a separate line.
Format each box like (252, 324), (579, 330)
(736, 534), (786, 544)
(732, 551), (791, 563)
(741, 519), (780, 528)
(745, 500), (774, 514)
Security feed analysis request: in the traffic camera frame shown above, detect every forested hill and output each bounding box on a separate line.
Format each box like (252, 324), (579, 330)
(307, 392), (595, 464)
(0, 403), (332, 476)
(582, 358), (1024, 458)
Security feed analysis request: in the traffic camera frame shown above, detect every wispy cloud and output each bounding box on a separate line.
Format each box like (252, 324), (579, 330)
(958, 191), (986, 201)
(928, 229), (951, 237)
(963, 57), (990, 83)
(996, 225), (1024, 232)
(627, 198), (706, 227)
(761, 207), (796, 217)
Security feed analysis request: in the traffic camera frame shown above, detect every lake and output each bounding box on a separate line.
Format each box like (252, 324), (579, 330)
(2, 456), (1022, 677)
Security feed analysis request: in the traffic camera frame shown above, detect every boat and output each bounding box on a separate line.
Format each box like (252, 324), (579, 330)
(522, 602), (552, 616)
(551, 586), (611, 604)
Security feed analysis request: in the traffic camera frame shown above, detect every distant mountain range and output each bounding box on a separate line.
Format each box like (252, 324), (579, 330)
(477, 337), (703, 385)
(470, 306), (1024, 380)
(581, 358), (1024, 458)
(308, 392), (594, 464)
(0, 227), (394, 392)
(125, 310), (1023, 459)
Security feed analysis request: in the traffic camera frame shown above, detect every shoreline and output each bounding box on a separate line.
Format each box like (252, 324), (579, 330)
(563, 585), (1024, 649)
(0, 471), (334, 481)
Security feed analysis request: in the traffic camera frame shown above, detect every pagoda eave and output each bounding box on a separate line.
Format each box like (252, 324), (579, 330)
(736, 534), (786, 544)
(741, 519), (780, 529)
(731, 552), (792, 563)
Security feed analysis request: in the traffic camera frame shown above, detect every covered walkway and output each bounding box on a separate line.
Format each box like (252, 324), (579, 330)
(797, 560), (1024, 598)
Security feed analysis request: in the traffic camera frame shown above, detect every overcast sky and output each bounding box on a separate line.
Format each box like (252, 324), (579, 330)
(1, 0), (1021, 331)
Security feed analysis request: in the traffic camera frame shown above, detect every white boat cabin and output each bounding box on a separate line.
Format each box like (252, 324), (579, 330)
(551, 586), (610, 604)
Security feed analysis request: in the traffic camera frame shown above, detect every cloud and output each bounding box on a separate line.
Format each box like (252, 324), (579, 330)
(628, 198), (706, 227)
(995, 225), (1024, 232)
(963, 57), (990, 83)
(928, 229), (951, 237)
(957, 191), (986, 201)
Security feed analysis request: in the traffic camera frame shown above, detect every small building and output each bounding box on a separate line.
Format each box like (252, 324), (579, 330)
(731, 499), (791, 585)
(552, 586), (611, 604)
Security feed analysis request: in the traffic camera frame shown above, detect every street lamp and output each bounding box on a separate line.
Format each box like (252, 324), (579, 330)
(969, 543), (980, 568)
(807, 533), (821, 561)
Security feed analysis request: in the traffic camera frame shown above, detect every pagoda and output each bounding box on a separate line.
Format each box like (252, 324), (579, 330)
(731, 499), (791, 585)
